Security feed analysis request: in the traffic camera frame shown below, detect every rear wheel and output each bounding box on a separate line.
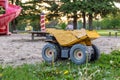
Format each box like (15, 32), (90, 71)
(70, 44), (87, 64)
(42, 43), (59, 62)
(90, 44), (100, 61)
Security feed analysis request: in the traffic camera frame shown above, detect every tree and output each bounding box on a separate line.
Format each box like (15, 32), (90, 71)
(10, 0), (20, 31)
(58, 0), (118, 30)
(45, 1), (60, 20)
(98, 13), (120, 29)
(60, 0), (81, 29)
(85, 0), (117, 30)
(80, 1), (87, 29)
(11, 0), (118, 30)
(9, 0), (43, 30)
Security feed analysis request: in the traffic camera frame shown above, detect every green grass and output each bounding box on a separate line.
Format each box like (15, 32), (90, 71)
(0, 50), (120, 80)
(97, 30), (120, 36)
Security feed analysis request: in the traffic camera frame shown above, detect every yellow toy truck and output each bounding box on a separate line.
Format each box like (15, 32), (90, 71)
(42, 28), (100, 64)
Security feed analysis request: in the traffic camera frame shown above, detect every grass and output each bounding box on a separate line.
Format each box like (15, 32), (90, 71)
(97, 29), (120, 36)
(0, 50), (120, 80)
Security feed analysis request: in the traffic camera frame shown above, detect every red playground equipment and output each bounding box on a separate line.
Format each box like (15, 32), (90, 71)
(0, 0), (21, 35)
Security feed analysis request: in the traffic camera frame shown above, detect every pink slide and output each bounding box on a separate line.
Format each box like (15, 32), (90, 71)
(0, 0), (22, 35)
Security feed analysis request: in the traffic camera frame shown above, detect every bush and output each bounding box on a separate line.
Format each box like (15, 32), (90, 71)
(100, 18), (112, 29)
(100, 14), (120, 29)
(55, 22), (67, 30)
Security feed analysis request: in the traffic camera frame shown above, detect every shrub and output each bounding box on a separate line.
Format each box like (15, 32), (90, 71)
(55, 22), (67, 30)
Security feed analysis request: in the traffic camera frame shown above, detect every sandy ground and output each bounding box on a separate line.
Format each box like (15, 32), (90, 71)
(0, 34), (120, 66)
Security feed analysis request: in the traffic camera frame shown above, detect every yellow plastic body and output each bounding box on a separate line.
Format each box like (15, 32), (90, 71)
(46, 28), (100, 47)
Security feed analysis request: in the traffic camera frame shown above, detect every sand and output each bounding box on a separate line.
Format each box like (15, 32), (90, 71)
(0, 34), (120, 66)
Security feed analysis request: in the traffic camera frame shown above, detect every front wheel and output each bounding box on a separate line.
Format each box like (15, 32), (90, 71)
(42, 43), (59, 62)
(70, 44), (87, 65)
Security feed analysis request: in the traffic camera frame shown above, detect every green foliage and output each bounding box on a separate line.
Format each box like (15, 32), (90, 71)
(100, 14), (120, 29)
(111, 18), (120, 28)
(55, 22), (67, 30)
(47, 2), (58, 12)
(100, 18), (111, 29)
(61, 0), (70, 3)
(20, 1), (41, 22)
(59, 22), (67, 30)
(60, 1), (80, 14)
(93, 20), (99, 29)
(46, 2), (60, 20)
(60, 0), (117, 29)
(0, 6), (5, 14)
(0, 50), (120, 80)
(7, 0), (118, 30)
(8, 0), (42, 31)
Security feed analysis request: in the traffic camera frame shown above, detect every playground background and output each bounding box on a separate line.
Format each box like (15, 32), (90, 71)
(1, 0), (120, 32)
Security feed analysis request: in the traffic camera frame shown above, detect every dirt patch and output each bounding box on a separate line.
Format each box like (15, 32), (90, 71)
(0, 34), (46, 67)
(92, 36), (120, 54)
(0, 34), (120, 66)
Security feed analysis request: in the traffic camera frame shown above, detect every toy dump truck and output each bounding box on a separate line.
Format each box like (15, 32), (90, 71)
(42, 28), (100, 64)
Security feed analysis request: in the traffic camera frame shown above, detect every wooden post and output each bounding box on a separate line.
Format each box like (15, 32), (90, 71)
(109, 32), (111, 37)
(115, 32), (117, 37)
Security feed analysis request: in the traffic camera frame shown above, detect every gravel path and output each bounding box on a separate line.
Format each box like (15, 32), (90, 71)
(0, 34), (120, 66)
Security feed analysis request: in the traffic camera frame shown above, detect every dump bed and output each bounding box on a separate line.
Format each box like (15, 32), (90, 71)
(46, 28), (100, 46)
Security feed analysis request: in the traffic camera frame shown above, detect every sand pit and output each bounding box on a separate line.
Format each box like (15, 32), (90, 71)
(0, 34), (120, 66)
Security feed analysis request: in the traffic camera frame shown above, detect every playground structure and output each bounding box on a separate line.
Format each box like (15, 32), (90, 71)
(0, 0), (21, 35)
(42, 28), (100, 64)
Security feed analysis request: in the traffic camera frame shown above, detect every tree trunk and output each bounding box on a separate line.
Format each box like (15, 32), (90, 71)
(11, 0), (16, 32)
(73, 0), (77, 29)
(73, 11), (77, 29)
(15, 0), (19, 5)
(82, 12), (86, 29)
(11, 20), (16, 32)
(11, 0), (19, 32)
(88, 13), (93, 30)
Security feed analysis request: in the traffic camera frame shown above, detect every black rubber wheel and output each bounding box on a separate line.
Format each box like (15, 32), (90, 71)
(42, 43), (59, 62)
(70, 44), (87, 64)
(90, 44), (100, 61)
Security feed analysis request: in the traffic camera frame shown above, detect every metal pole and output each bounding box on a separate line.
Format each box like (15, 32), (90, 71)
(40, 12), (46, 32)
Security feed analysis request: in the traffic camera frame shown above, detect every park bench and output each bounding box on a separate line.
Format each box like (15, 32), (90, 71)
(13, 30), (49, 40)
(30, 31), (49, 40)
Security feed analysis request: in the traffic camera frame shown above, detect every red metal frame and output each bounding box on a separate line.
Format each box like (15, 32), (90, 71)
(0, 0), (22, 35)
